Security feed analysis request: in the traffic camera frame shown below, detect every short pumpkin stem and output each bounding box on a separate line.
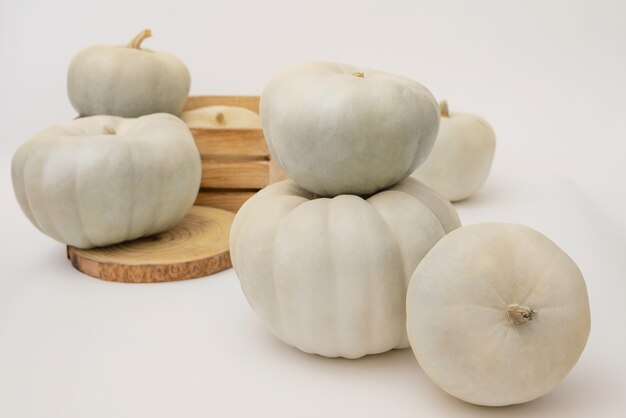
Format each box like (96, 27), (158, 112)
(216, 112), (225, 125)
(507, 303), (535, 326)
(352, 71), (365, 78)
(102, 126), (116, 135)
(127, 29), (152, 49)
(439, 100), (449, 118)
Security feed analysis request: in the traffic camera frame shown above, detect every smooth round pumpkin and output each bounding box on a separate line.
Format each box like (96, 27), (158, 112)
(181, 105), (261, 129)
(11, 113), (201, 249)
(407, 223), (590, 406)
(68, 30), (191, 117)
(230, 177), (460, 358)
(260, 61), (440, 197)
(411, 101), (496, 202)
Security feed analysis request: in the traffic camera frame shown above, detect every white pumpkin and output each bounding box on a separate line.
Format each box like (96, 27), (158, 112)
(407, 223), (590, 406)
(67, 29), (191, 118)
(411, 101), (496, 202)
(181, 105), (261, 129)
(230, 177), (460, 358)
(12, 113), (201, 249)
(260, 61), (440, 197)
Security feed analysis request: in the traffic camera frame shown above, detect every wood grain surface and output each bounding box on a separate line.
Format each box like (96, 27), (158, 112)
(67, 206), (233, 283)
(195, 189), (257, 212)
(191, 128), (269, 159)
(201, 160), (270, 189)
(183, 96), (287, 211)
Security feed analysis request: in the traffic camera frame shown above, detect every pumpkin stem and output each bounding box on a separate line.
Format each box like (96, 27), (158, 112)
(216, 112), (225, 125)
(127, 29), (152, 49)
(507, 303), (535, 326)
(102, 126), (116, 135)
(352, 71), (365, 78)
(439, 100), (450, 118)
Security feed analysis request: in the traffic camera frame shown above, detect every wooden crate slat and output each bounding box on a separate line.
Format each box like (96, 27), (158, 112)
(201, 160), (270, 189)
(195, 189), (257, 213)
(192, 128), (269, 158)
(184, 96), (260, 113)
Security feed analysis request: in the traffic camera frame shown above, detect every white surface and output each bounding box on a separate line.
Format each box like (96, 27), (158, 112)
(1, 0), (626, 417)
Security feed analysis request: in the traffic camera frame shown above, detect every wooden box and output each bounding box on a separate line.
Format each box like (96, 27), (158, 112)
(184, 96), (286, 212)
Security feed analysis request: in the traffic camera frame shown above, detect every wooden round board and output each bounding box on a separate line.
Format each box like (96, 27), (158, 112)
(67, 206), (234, 283)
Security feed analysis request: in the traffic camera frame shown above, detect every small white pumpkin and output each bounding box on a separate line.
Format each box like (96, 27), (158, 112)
(411, 101), (496, 202)
(68, 29), (191, 118)
(12, 113), (201, 249)
(230, 177), (460, 358)
(407, 223), (590, 406)
(181, 105), (261, 129)
(260, 61), (440, 196)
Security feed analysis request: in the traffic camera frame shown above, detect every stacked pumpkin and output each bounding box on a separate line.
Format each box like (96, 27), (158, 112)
(12, 30), (202, 249)
(231, 61), (591, 407)
(230, 61), (461, 357)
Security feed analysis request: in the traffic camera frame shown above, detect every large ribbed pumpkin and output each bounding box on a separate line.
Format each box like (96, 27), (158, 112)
(230, 177), (460, 358)
(12, 113), (201, 249)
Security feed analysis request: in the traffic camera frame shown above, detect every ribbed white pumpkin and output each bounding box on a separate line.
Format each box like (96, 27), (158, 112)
(261, 61), (440, 197)
(230, 177), (460, 358)
(12, 113), (201, 249)
(411, 101), (496, 202)
(407, 223), (591, 406)
(67, 30), (191, 118)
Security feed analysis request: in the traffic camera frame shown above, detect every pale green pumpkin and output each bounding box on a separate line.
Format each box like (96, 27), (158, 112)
(67, 30), (191, 118)
(12, 113), (201, 249)
(260, 61), (440, 197)
(230, 177), (460, 358)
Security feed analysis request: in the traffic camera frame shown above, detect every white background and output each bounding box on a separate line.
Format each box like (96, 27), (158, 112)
(1, 0), (626, 417)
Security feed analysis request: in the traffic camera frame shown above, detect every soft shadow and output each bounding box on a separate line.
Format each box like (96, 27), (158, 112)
(301, 345), (418, 370)
(252, 332), (426, 379)
(249, 323), (413, 364)
(452, 181), (510, 209)
(421, 363), (617, 417)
